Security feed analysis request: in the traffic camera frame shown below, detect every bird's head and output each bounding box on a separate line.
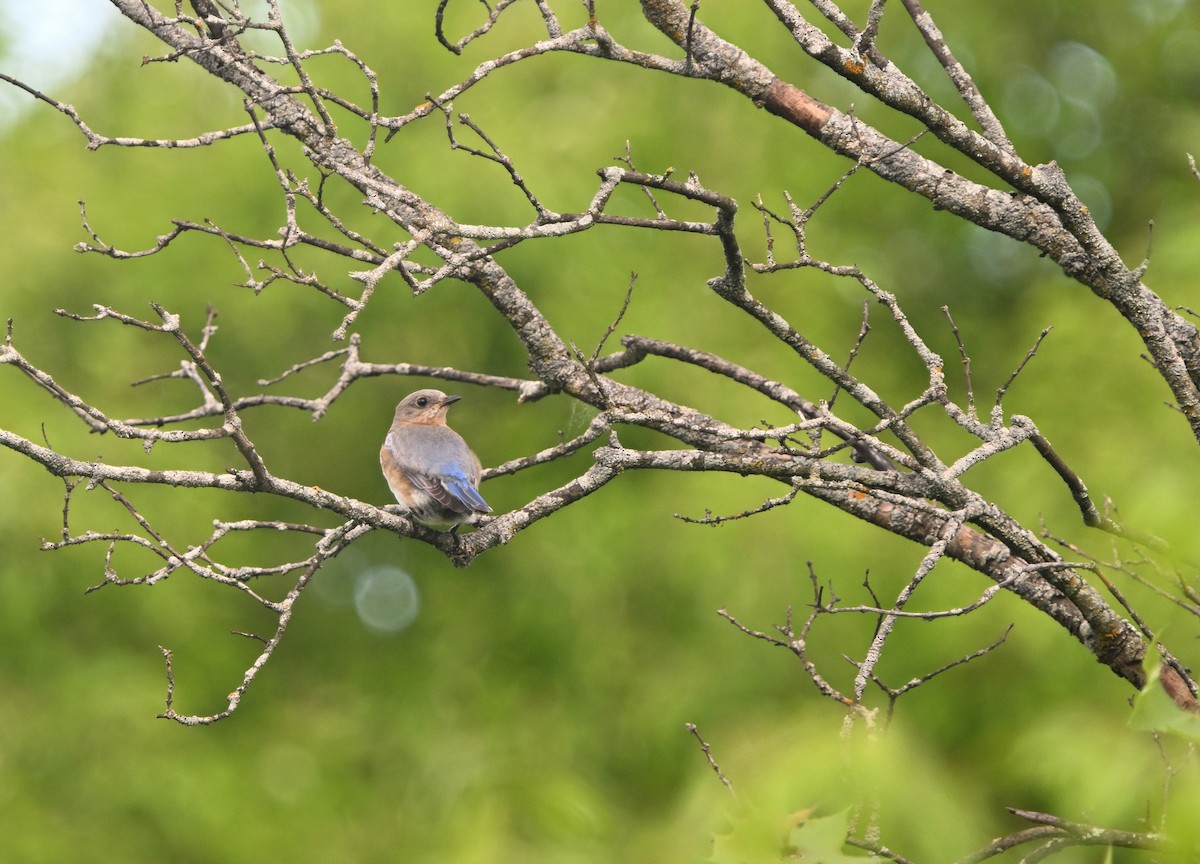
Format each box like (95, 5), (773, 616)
(392, 389), (462, 426)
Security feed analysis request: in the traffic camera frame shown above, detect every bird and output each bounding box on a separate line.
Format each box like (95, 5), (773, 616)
(380, 389), (491, 531)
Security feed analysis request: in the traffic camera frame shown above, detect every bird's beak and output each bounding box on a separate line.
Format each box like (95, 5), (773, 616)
(441, 394), (462, 406)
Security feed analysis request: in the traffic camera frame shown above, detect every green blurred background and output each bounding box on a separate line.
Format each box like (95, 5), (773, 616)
(3, 1), (1200, 861)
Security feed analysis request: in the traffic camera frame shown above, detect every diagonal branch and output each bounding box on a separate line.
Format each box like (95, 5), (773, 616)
(636, 0), (1200, 446)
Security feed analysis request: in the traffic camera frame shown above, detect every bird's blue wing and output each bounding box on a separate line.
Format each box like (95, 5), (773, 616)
(440, 472), (491, 514)
(401, 462), (489, 515)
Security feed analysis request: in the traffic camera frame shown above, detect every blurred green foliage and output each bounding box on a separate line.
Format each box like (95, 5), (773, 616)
(3, 1), (1200, 861)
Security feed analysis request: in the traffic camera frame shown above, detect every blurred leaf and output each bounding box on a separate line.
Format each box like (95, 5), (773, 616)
(785, 809), (860, 863)
(710, 805), (859, 864)
(1130, 664), (1200, 742)
(710, 806), (784, 864)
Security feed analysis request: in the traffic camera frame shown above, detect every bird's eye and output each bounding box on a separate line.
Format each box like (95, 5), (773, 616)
(415, 397), (429, 407)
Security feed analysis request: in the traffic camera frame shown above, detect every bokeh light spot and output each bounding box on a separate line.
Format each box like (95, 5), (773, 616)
(1067, 174), (1113, 232)
(1001, 70), (1060, 140)
(354, 566), (420, 635)
(1047, 42), (1118, 107)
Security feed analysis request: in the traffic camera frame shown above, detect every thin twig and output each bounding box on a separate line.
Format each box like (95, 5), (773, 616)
(685, 723), (736, 797)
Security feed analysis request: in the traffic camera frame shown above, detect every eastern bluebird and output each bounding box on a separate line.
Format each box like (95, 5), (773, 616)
(380, 389), (491, 530)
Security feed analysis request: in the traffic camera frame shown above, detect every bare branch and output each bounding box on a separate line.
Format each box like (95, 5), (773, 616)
(954, 808), (1163, 863)
(898, 0), (1014, 150)
(2, 0), (1189, 727)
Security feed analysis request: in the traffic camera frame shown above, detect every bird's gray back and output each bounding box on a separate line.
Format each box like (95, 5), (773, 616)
(386, 424), (480, 480)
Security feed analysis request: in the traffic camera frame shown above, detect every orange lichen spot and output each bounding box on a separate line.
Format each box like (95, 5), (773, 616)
(1022, 165), (1033, 178)
(844, 57), (865, 75)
